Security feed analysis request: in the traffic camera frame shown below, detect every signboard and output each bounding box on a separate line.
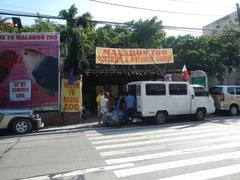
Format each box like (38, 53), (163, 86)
(96, 47), (174, 65)
(9, 80), (31, 101)
(0, 32), (60, 111)
(61, 79), (82, 112)
(191, 77), (207, 87)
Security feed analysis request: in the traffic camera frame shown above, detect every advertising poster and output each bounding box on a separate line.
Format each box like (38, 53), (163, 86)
(96, 47), (174, 65)
(61, 79), (82, 112)
(0, 33), (60, 111)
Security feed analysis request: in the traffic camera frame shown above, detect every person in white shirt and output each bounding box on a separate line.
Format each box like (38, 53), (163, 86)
(101, 92), (110, 124)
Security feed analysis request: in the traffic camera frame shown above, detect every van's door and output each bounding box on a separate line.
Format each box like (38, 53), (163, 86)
(191, 86), (210, 113)
(168, 83), (190, 115)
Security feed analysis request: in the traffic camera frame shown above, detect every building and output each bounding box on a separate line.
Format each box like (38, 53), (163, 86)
(203, 11), (239, 35)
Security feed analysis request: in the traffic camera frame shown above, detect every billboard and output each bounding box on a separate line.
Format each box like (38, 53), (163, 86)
(96, 47), (174, 65)
(61, 79), (82, 112)
(0, 33), (60, 111)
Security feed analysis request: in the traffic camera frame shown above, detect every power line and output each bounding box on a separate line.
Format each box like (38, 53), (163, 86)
(89, 0), (224, 16)
(0, 3), (59, 14)
(167, 0), (236, 7)
(0, 9), (229, 34)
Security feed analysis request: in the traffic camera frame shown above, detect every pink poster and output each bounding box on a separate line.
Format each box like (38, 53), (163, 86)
(0, 33), (60, 111)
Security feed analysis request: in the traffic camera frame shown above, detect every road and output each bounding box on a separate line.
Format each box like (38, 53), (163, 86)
(1, 116), (240, 180)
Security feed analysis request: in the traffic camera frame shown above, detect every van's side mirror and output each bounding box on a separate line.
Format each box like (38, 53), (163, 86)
(192, 95), (194, 99)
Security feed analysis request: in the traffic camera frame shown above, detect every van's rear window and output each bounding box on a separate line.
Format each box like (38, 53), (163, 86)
(209, 87), (223, 95)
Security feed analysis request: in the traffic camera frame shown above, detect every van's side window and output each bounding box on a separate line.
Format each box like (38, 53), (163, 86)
(193, 87), (208, 96)
(136, 85), (141, 96)
(235, 87), (240, 95)
(169, 84), (187, 95)
(146, 84), (166, 95)
(227, 87), (235, 95)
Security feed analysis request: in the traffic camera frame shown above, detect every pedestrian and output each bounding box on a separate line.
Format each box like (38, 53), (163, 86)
(124, 90), (135, 125)
(101, 92), (110, 123)
(96, 90), (104, 124)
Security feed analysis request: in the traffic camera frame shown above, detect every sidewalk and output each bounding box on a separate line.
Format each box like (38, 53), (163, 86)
(39, 114), (240, 133)
(39, 115), (100, 132)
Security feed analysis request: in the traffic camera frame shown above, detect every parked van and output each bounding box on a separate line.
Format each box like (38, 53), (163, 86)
(126, 81), (215, 124)
(209, 85), (240, 116)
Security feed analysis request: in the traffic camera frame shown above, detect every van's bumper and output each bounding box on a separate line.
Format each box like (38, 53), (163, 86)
(32, 117), (44, 130)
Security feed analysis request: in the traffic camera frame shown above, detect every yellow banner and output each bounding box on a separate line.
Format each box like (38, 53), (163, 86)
(61, 79), (82, 112)
(96, 47), (174, 65)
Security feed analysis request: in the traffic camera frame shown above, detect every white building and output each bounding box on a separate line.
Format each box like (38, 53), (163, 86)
(202, 11), (239, 35)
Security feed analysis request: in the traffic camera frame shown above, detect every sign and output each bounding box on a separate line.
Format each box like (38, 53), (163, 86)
(0, 32), (60, 111)
(96, 47), (174, 65)
(61, 79), (82, 112)
(9, 80), (31, 101)
(191, 77), (207, 87)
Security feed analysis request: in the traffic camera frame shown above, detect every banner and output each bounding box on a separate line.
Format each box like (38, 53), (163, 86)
(0, 32), (60, 111)
(9, 80), (31, 101)
(61, 79), (82, 112)
(96, 47), (174, 65)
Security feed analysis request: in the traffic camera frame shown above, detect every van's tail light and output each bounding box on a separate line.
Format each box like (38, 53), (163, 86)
(220, 93), (224, 101)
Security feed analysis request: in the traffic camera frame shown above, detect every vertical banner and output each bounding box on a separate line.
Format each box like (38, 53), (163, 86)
(0, 33), (60, 111)
(61, 79), (82, 112)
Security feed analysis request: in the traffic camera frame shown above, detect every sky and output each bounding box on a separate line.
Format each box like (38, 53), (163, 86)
(0, 0), (239, 36)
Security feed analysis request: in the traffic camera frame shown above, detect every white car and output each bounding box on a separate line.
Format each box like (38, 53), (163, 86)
(0, 109), (44, 134)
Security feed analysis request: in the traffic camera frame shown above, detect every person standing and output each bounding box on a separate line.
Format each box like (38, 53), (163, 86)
(96, 90), (104, 124)
(101, 92), (110, 123)
(124, 91), (135, 125)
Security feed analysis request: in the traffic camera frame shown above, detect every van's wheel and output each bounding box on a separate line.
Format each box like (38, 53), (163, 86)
(155, 112), (167, 124)
(229, 105), (239, 116)
(195, 109), (206, 121)
(12, 118), (32, 134)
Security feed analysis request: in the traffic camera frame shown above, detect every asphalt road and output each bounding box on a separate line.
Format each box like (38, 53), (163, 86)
(1, 115), (240, 180)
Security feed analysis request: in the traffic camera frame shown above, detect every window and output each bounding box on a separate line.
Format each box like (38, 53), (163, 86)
(146, 84), (166, 95)
(227, 87), (235, 95)
(136, 85), (141, 96)
(193, 87), (208, 96)
(169, 84), (187, 95)
(128, 85), (136, 96)
(235, 87), (240, 95)
(209, 87), (223, 95)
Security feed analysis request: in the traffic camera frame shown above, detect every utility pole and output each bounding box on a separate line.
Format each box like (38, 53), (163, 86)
(237, 3), (240, 31)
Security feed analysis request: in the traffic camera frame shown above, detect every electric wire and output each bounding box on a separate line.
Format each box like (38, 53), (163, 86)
(89, 0), (225, 16)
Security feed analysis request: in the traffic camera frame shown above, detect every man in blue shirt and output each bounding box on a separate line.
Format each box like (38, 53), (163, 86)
(124, 91), (135, 124)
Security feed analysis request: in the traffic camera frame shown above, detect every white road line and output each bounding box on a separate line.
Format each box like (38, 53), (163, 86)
(84, 123), (215, 137)
(88, 125), (218, 140)
(20, 175), (50, 180)
(106, 141), (240, 165)
(158, 163), (240, 180)
(100, 135), (240, 157)
(91, 128), (227, 145)
(95, 131), (237, 150)
(114, 151), (240, 178)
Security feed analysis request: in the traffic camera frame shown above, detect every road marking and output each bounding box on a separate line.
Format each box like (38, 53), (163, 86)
(100, 135), (240, 157)
(106, 141), (240, 165)
(95, 131), (237, 150)
(114, 151), (240, 177)
(91, 128), (227, 145)
(85, 123), (216, 137)
(158, 163), (240, 180)
(88, 125), (217, 140)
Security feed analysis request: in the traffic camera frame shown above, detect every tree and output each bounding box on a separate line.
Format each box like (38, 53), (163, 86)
(59, 5), (93, 75)
(129, 16), (166, 48)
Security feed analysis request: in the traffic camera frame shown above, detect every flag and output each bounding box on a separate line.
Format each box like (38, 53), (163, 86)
(68, 70), (75, 85)
(182, 65), (189, 81)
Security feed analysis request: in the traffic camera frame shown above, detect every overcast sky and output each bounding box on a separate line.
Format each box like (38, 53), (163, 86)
(0, 0), (239, 36)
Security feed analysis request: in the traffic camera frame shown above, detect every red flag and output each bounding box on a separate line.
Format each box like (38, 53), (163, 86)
(182, 65), (189, 81)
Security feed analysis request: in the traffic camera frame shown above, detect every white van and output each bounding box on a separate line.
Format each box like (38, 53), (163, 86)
(126, 81), (215, 124)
